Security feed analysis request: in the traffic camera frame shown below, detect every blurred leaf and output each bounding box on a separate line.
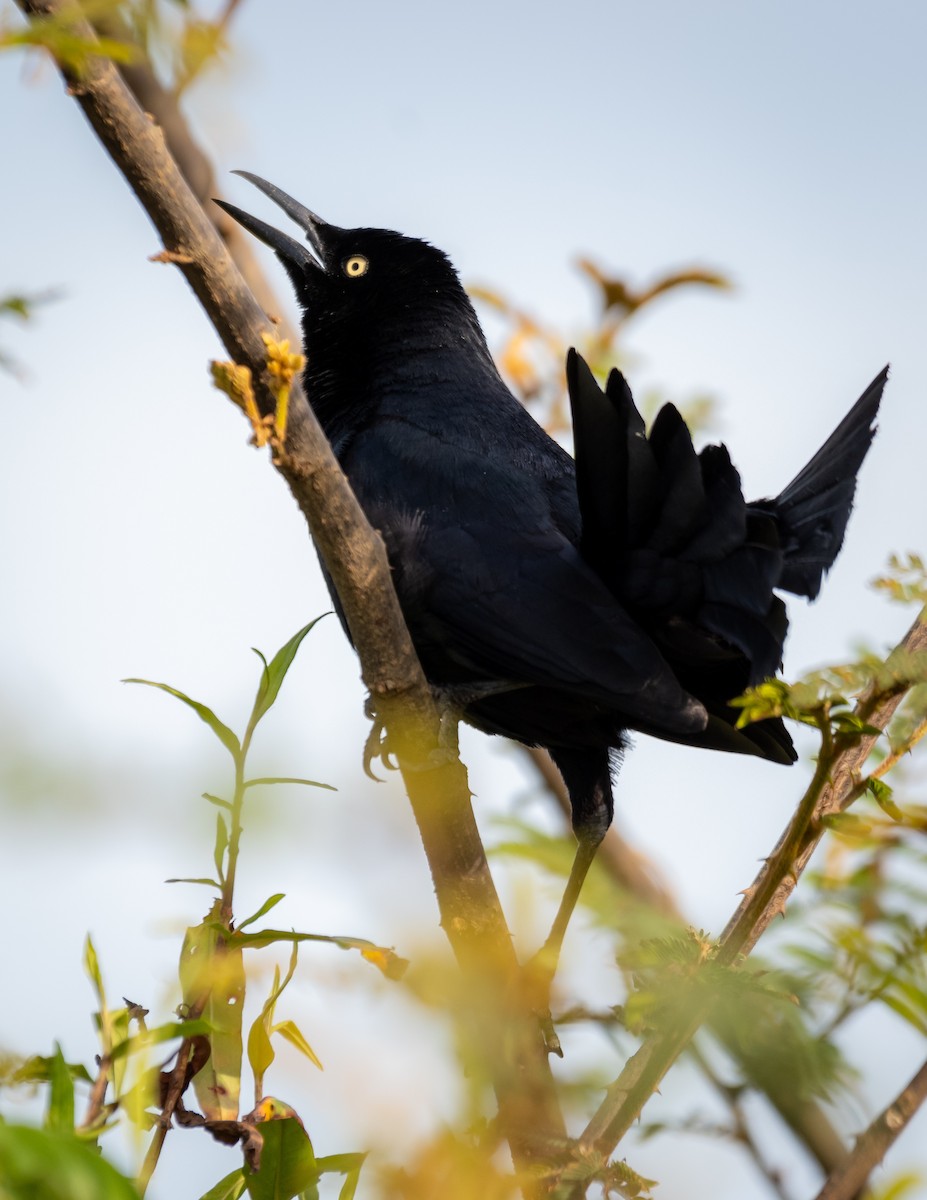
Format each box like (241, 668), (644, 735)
(238, 894), (286, 932)
(0, 1123), (139, 1199)
(200, 1169), (247, 1200)
(270, 1021), (322, 1072)
(244, 777), (336, 793)
(868, 777), (904, 821)
(247, 1011), (275, 1093)
(84, 934), (105, 1013)
(248, 618), (327, 734)
(13, 1055), (92, 1087)
(123, 678), (240, 758)
(214, 813), (229, 882)
(872, 553), (927, 606)
(245, 1115), (317, 1200)
(315, 1153), (367, 1200)
(180, 908), (244, 1121)
(44, 1044), (74, 1135)
(1, 6), (138, 75)
(166, 877), (223, 888)
(233, 928), (408, 980)
(870, 1171), (927, 1200)
(110, 1018), (211, 1061)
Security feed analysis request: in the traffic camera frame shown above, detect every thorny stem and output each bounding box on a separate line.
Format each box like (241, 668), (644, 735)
(814, 1056), (927, 1200)
(571, 609), (927, 1184)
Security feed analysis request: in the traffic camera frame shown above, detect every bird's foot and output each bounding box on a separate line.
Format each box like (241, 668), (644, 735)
(362, 695), (400, 782)
(521, 945), (563, 1058)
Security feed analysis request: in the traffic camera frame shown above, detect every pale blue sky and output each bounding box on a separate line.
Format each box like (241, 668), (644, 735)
(2, 3), (926, 1196)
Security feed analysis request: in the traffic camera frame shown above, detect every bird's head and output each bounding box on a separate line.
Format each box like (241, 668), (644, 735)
(216, 173), (485, 376)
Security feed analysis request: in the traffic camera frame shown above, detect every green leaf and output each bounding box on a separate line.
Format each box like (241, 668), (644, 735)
(84, 935), (105, 1011)
(270, 1021), (322, 1072)
(238, 894), (286, 932)
(45, 1044), (74, 1134)
(245, 1116), (317, 1200)
(180, 908), (244, 1121)
(166, 877), (223, 888)
(0, 1124), (140, 1199)
(110, 1018), (211, 1061)
(867, 776), (904, 821)
(248, 1011), (276, 1088)
(13, 1056), (92, 1087)
(204, 793), (234, 810)
(123, 678), (240, 759)
(232, 929), (408, 980)
(248, 618), (327, 733)
(315, 1155), (367, 1200)
(200, 1169), (248, 1200)
(214, 813), (230, 882)
(244, 778), (336, 793)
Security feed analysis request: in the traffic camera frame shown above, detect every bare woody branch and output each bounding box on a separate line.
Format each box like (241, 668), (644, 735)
(814, 1056), (927, 1200)
(13, 0), (566, 1184)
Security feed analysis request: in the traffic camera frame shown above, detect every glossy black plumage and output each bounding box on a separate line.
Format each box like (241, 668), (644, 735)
(219, 175), (885, 851)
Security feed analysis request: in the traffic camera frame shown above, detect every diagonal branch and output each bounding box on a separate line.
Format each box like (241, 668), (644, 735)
(577, 608), (927, 1169)
(13, 0), (566, 1184)
(813, 1056), (927, 1200)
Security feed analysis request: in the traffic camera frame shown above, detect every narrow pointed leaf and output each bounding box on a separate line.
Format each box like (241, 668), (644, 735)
(214, 814), (229, 882)
(238, 894), (286, 932)
(123, 679), (240, 758)
(244, 777), (336, 792)
(45, 1044), (75, 1134)
(271, 1021), (322, 1071)
(204, 793), (234, 810)
(249, 618), (327, 731)
(166, 877), (223, 888)
(84, 935), (105, 1010)
(232, 930), (408, 979)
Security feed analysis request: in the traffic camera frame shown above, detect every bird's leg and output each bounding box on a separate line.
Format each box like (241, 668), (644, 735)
(526, 746), (614, 1054)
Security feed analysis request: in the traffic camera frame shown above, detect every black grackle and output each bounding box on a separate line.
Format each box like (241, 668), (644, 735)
(219, 174), (886, 982)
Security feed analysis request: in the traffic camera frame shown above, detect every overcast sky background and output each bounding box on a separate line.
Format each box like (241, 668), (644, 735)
(2, 2), (926, 1197)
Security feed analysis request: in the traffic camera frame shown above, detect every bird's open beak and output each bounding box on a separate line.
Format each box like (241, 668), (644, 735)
(214, 171), (330, 272)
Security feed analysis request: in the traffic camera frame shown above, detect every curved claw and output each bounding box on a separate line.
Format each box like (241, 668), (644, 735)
(362, 695), (400, 781)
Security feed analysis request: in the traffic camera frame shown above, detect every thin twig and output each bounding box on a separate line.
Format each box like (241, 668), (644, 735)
(686, 1042), (792, 1200)
(78, 1053), (113, 1132)
(136, 1027), (203, 1196)
(814, 1056), (927, 1200)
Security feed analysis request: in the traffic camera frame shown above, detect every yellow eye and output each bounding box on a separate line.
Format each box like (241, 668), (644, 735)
(343, 255), (369, 278)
